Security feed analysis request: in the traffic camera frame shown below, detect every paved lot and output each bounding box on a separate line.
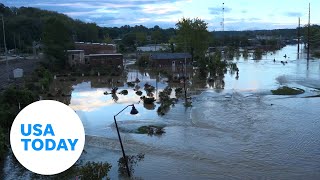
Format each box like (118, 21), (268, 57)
(0, 57), (41, 90)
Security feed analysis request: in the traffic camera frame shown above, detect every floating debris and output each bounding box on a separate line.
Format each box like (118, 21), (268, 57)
(144, 83), (155, 93)
(136, 90), (143, 96)
(140, 96), (155, 104)
(127, 82), (135, 87)
(118, 90), (128, 95)
(137, 125), (165, 136)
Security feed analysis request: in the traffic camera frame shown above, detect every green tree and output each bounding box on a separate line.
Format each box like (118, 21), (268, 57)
(121, 33), (136, 51)
(0, 88), (37, 163)
(151, 29), (162, 43)
(0, 127), (7, 162)
(303, 25), (320, 50)
(42, 17), (74, 71)
(253, 48), (263, 60)
(175, 18), (210, 60)
(135, 32), (147, 45)
(151, 29), (163, 51)
(136, 55), (149, 67)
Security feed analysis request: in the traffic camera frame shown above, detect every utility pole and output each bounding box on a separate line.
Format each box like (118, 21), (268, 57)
(183, 57), (187, 105)
(297, 17), (300, 59)
(1, 14), (9, 80)
(183, 40), (187, 105)
(307, 3), (310, 62)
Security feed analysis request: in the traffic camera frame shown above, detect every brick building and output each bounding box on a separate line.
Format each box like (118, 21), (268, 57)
(75, 42), (116, 55)
(150, 53), (192, 68)
(67, 50), (85, 67)
(85, 54), (123, 69)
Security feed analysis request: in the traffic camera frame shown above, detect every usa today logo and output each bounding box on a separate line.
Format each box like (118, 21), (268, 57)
(10, 100), (85, 175)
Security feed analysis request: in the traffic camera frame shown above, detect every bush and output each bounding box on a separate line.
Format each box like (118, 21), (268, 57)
(33, 161), (112, 180)
(34, 67), (53, 92)
(253, 48), (263, 60)
(137, 125), (165, 136)
(0, 88), (37, 129)
(271, 86), (305, 95)
(119, 90), (128, 95)
(135, 55), (149, 67)
(78, 161), (112, 180)
(0, 127), (7, 162)
(118, 153), (144, 176)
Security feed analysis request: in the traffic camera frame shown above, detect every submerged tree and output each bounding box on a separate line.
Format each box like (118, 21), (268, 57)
(253, 48), (263, 60)
(242, 48), (249, 59)
(118, 153), (145, 176)
(302, 24), (320, 57)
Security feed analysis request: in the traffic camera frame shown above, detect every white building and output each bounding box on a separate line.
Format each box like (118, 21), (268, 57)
(137, 44), (170, 52)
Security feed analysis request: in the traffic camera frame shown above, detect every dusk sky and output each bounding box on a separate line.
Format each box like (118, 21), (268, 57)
(2, 0), (319, 31)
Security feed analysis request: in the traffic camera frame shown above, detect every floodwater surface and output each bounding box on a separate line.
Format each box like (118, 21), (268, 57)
(3, 45), (320, 179)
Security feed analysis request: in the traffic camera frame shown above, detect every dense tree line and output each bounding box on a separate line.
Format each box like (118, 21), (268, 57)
(0, 87), (37, 162)
(0, 3), (104, 52)
(302, 25), (320, 49)
(212, 28), (300, 47)
(0, 4), (176, 52)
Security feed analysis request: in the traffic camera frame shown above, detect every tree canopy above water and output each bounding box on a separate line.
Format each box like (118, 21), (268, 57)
(175, 18), (211, 60)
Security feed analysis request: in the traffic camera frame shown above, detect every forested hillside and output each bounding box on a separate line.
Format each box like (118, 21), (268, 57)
(1, 3), (318, 53)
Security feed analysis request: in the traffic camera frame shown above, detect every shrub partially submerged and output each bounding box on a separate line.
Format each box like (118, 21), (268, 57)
(137, 125), (165, 136)
(271, 86), (304, 95)
(118, 153), (145, 176)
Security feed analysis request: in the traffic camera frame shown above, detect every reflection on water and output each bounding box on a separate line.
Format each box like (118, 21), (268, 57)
(3, 45), (320, 179)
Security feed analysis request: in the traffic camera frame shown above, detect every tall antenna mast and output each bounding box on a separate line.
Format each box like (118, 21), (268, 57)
(221, 2), (225, 46)
(222, 2), (225, 32)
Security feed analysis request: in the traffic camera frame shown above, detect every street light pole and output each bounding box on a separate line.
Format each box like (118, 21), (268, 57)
(183, 57), (187, 104)
(114, 104), (139, 177)
(1, 14), (9, 80)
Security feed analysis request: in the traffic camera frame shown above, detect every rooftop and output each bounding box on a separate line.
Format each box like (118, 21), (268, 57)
(75, 42), (116, 46)
(85, 54), (123, 57)
(150, 53), (191, 60)
(67, 50), (84, 52)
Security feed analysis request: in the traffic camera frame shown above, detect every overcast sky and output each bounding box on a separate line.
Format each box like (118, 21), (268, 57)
(2, 0), (319, 31)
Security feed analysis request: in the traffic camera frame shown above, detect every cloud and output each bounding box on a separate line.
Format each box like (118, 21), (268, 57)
(225, 17), (241, 22)
(142, 4), (182, 15)
(208, 7), (232, 15)
(1, 0), (310, 30)
(70, 88), (141, 112)
(285, 12), (302, 17)
(16, 0), (184, 26)
(64, 9), (118, 17)
(247, 17), (261, 21)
